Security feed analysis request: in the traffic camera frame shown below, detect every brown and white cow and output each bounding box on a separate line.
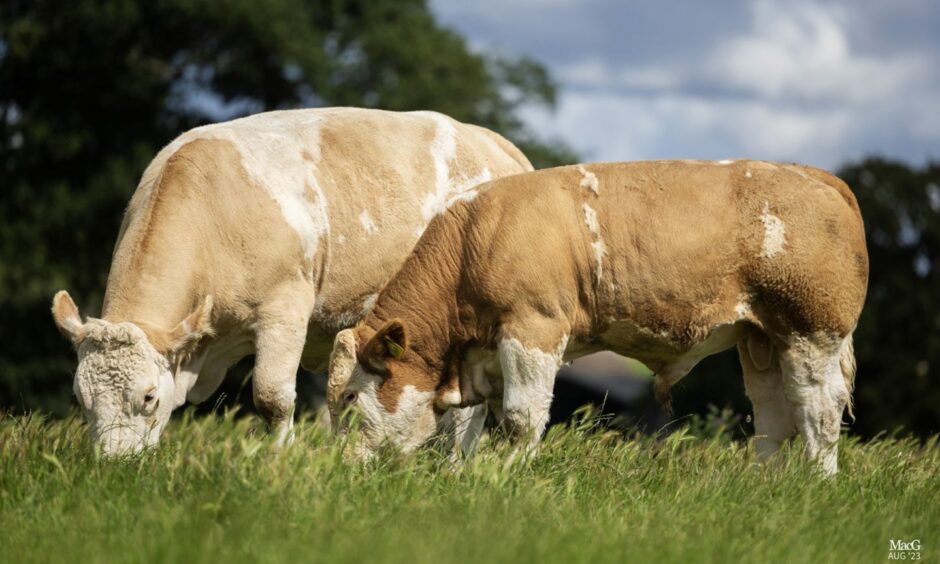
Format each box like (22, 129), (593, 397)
(51, 108), (532, 455)
(328, 160), (868, 474)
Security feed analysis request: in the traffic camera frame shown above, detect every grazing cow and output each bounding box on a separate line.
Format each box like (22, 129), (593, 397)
(328, 160), (868, 474)
(51, 108), (532, 455)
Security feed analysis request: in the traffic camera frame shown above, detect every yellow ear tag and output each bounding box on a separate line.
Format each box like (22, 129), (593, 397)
(385, 337), (405, 359)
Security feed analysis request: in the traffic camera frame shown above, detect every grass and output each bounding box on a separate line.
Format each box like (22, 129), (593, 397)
(1, 410), (937, 564)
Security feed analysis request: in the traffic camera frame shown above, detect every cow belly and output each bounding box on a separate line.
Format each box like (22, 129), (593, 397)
(187, 332), (255, 403)
(596, 318), (746, 370)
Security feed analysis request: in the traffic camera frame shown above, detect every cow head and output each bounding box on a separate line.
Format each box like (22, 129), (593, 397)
(328, 319), (463, 458)
(51, 291), (213, 456)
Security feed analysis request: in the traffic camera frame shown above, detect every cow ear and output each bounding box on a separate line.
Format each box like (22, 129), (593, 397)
(167, 296), (214, 357)
(51, 291), (87, 347)
(362, 320), (408, 374)
(328, 329), (359, 416)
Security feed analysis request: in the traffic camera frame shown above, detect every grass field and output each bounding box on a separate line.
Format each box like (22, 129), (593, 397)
(1, 411), (937, 564)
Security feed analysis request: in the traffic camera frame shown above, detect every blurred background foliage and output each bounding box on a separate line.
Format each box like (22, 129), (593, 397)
(0, 0), (936, 438)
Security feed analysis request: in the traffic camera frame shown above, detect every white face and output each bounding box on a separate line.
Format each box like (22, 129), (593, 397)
(335, 363), (440, 459)
(52, 290), (213, 456)
(73, 321), (179, 456)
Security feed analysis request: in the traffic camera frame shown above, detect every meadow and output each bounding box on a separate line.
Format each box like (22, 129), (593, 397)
(1, 410), (937, 564)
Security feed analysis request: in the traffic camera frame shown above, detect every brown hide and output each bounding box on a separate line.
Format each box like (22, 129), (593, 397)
(355, 160), (868, 412)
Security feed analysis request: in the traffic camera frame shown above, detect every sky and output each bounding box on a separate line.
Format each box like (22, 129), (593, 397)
(431, 0), (940, 169)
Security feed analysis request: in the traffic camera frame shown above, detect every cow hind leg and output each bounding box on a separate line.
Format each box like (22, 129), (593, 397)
(739, 338), (796, 461)
(778, 334), (851, 476)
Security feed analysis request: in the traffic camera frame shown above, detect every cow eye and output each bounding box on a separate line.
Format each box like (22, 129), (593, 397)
(343, 391), (358, 405)
(143, 388), (157, 407)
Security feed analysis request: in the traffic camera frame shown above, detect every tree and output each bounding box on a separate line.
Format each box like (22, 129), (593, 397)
(838, 158), (940, 437)
(0, 0), (575, 414)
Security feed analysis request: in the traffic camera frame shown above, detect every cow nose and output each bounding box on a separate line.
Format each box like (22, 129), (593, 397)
(100, 441), (144, 457)
(343, 439), (375, 463)
(94, 430), (146, 457)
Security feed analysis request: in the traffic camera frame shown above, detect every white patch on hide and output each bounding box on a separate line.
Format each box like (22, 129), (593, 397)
(415, 112), (456, 232)
(322, 306), (368, 332)
(344, 365), (439, 457)
(718, 159), (734, 165)
(157, 111), (331, 264)
(779, 333), (850, 475)
(590, 241), (607, 283)
(498, 335), (568, 438)
(358, 210), (377, 234)
(412, 111), (493, 238)
(360, 293), (378, 317)
(582, 203), (600, 235)
(759, 202), (787, 258)
(453, 167), (493, 193)
(577, 165), (599, 195)
(438, 389), (462, 407)
(272, 383), (297, 449)
(445, 404), (488, 458)
(742, 356), (792, 461)
(745, 169), (753, 178)
(383, 385), (437, 452)
(735, 296), (752, 320)
(582, 203), (606, 283)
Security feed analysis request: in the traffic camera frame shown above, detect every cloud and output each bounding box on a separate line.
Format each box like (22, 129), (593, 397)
(707, 0), (930, 105)
(433, 0), (940, 168)
(559, 60), (682, 92)
(522, 91), (856, 165)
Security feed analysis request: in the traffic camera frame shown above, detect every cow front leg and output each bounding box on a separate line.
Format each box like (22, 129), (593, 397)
(252, 295), (314, 448)
(441, 404), (488, 461)
(497, 331), (567, 449)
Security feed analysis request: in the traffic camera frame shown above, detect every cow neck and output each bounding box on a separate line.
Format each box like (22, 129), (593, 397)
(365, 221), (466, 373)
(100, 176), (204, 334)
(101, 246), (200, 333)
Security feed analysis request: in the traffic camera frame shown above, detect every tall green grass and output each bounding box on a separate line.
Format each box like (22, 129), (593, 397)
(1, 410), (937, 564)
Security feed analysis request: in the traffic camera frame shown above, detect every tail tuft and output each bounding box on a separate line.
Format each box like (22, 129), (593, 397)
(653, 374), (674, 416)
(840, 334), (857, 421)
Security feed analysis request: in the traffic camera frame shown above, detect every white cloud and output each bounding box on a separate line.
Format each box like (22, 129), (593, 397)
(559, 60), (681, 91)
(434, 0), (591, 18)
(433, 0), (940, 167)
(523, 91), (856, 167)
(523, 0), (940, 168)
(708, 0), (930, 104)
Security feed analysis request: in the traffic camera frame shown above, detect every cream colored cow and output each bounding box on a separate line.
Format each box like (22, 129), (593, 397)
(328, 160), (868, 474)
(51, 108), (532, 455)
